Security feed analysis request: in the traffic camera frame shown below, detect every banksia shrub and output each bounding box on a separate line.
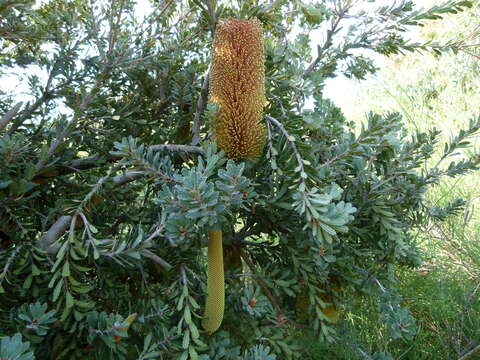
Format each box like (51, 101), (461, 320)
(4, 1), (477, 358)
(209, 18), (266, 161)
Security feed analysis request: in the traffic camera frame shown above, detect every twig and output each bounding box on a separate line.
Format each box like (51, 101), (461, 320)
(191, 70), (210, 145)
(303, 2), (350, 77)
(117, 27), (203, 72)
(145, 225), (165, 243)
(78, 212), (98, 253)
(0, 245), (24, 282)
(265, 115), (306, 186)
(34, 143), (200, 254)
(36, 216), (72, 254)
(158, 0), (175, 20)
(190, 0), (214, 147)
(72, 143), (203, 168)
(461, 48), (480, 61)
(6, 54), (67, 135)
(144, 252), (172, 271)
(461, 277), (480, 330)
(459, 344), (480, 360)
(203, 0), (217, 37)
(150, 144), (205, 154)
(37, 164), (121, 255)
(34, 76), (104, 172)
(258, 0), (283, 15)
(179, 265), (188, 285)
(34, 0), (129, 172)
(107, 0), (125, 57)
(36, 160), (173, 255)
(231, 228), (263, 245)
(238, 239), (270, 248)
(32, 142), (203, 182)
(88, 0), (106, 61)
(77, 164), (121, 212)
(6, 94), (50, 135)
(158, 67), (168, 103)
(239, 248), (284, 317)
(112, 170), (146, 186)
(142, 225), (174, 271)
(0, 102), (23, 132)
(265, 115), (302, 165)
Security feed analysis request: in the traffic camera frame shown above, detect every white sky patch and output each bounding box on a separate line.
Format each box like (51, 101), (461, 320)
(323, 0), (441, 110)
(293, 0), (401, 109)
(134, 0), (153, 18)
(1, 0), (152, 100)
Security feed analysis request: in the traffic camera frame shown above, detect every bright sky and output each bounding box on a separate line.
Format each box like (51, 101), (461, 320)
(323, 0), (440, 109)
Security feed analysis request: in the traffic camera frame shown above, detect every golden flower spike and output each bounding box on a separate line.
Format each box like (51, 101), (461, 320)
(209, 18), (266, 161)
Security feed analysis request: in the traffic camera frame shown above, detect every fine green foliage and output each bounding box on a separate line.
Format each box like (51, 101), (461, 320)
(0, 333), (34, 360)
(16, 302), (57, 341)
(0, 0), (479, 359)
(322, 1), (480, 358)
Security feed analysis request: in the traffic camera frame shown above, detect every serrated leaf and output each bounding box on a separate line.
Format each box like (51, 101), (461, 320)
(189, 345), (199, 360)
(62, 261), (70, 277)
(182, 330), (190, 349)
(178, 350), (189, 360)
(65, 291), (74, 309)
(52, 279), (63, 302)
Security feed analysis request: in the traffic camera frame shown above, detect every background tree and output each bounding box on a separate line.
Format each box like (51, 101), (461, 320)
(0, 0), (479, 359)
(324, 2), (480, 358)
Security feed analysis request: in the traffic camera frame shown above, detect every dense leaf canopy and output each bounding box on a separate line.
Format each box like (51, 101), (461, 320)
(0, 0), (478, 359)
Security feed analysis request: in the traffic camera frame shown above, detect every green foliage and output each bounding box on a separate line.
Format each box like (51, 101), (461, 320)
(85, 312), (130, 359)
(242, 345), (277, 360)
(378, 289), (417, 341)
(0, 0), (479, 359)
(0, 333), (34, 360)
(16, 302), (57, 341)
(321, 1), (480, 358)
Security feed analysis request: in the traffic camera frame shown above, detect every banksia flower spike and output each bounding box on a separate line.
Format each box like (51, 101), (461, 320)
(202, 18), (266, 335)
(209, 18), (266, 161)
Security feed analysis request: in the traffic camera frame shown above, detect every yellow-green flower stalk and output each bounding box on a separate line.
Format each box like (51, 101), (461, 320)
(202, 230), (224, 334)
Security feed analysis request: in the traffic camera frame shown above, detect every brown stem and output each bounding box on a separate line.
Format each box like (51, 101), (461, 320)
(34, 77), (103, 172)
(191, 71), (210, 146)
(303, 2), (350, 77)
(239, 248), (284, 317)
(32, 143), (204, 182)
(0, 102), (23, 132)
(36, 216), (72, 254)
(459, 344), (480, 360)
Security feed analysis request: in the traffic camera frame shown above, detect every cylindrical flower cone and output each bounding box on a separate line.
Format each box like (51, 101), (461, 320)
(209, 18), (266, 161)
